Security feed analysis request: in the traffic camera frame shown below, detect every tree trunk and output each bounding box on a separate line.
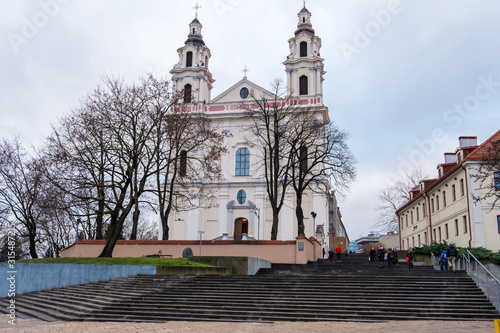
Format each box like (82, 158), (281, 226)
(95, 184), (104, 239)
(271, 210), (279, 240)
(99, 214), (126, 257)
(160, 206), (170, 240)
(296, 194), (305, 236)
(130, 205), (140, 240)
(28, 232), (38, 259)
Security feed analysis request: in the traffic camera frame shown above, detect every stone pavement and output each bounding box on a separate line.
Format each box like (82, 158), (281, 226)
(0, 319), (497, 333)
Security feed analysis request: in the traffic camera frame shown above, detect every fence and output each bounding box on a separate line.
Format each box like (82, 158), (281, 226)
(463, 250), (500, 312)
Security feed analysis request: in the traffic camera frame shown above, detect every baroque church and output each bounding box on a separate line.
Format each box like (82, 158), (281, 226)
(162, 5), (344, 248)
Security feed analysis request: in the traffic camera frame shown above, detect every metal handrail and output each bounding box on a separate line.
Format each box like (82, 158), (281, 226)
(463, 250), (500, 312)
(430, 252), (436, 269)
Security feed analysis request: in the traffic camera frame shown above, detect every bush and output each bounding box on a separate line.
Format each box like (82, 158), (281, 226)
(458, 247), (493, 261)
(414, 241), (448, 256)
(490, 252), (500, 266)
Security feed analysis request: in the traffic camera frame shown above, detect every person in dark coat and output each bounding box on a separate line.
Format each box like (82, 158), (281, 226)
(387, 247), (394, 268)
(377, 246), (385, 268)
(392, 248), (399, 266)
(369, 246), (376, 263)
(446, 243), (458, 272)
(406, 247), (414, 269)
(328, 248), (333, 262)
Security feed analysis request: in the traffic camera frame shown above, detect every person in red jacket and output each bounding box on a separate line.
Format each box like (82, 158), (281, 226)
(335, 245), (342, 262)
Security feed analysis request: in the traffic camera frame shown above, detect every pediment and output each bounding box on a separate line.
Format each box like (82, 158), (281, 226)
(210, 78), (276, 104)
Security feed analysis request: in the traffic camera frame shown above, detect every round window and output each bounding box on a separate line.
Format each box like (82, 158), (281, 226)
(237, 190), (247, 205)
(239, 87), (249, 99)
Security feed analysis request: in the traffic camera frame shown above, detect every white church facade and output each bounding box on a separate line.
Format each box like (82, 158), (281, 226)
(162, 5), (339, 247)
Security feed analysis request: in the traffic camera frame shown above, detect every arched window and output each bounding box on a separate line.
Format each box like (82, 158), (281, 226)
(299, 75), (308, 95)
(186, 51), (193, 67)
(300, 41), (307, 57)
(235, 148), (250, 176)
(184, 84), (192, 103)
(179, 150), (187, 177)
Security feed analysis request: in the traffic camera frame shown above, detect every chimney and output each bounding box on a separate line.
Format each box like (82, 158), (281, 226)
(444, 153), (457, 164)
(459, 136), (477, 148)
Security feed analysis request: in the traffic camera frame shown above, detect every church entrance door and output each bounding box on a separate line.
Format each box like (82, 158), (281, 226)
(234, 218), (248, 241)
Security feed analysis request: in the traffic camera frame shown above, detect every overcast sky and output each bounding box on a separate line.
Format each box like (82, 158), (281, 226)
(1, 0), (499, 240)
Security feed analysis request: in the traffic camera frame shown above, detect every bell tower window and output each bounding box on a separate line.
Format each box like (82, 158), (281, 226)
(300, 41), (307, 57)
(184, 84), (192, 103)
(299, 75), (308, 95)
(186, 51), (193, 67)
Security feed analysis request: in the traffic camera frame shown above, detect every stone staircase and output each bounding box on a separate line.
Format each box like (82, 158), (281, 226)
(0, 254), (498, 322)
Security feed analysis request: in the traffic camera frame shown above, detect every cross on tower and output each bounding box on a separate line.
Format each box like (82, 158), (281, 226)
(241, 66), (250, 79)
(193, 2), (202, 18)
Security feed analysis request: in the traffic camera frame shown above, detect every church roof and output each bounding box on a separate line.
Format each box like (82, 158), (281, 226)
(210, 78), (276, 104)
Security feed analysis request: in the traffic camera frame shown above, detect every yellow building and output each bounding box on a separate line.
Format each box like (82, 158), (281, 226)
(397, 131), (500, 252)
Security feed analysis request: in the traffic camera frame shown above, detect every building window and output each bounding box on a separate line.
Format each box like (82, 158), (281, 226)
(184, 84), (192, 103)
(424, 231), (427, 245)
(300, 41), (307, 57)
(495, 172), (500, 191)
(445, 223), (449, 239)
(431, 199), (435, 213)
(423, 202), (427, 217)
(460, 179), (465, 197)
(236, 190), (247, 205)
(433, 229), (436, 242)
(186, 51), (193, 67)
(497, 216), (500, 233)
(463, 215), (468, 234)
(179, 150), (187, 177)
(405, 215), (408, 227)
(235, 148), (250, 176)
(443, 191), (447, 207)
(299, 75), (308, 95)
(455, 219), (459, 236)
(412, 236), (415, 247)
(239, 87), (249, 99)
(416, 207), (419, 221)
(438, 227), (442, 241)
(452, 184), (456, 202)
(436, 195), (440, 210)
(410, 211), (414, 224)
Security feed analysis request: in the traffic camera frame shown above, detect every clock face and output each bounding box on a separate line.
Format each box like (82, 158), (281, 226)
(240, 87), (249, 99)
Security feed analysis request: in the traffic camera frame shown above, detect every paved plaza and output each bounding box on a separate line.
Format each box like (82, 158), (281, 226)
(0, 319), (497, 333)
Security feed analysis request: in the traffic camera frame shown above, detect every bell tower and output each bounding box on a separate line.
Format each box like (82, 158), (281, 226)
(170, 14), (215, 104)
(283, 5), (325, 100)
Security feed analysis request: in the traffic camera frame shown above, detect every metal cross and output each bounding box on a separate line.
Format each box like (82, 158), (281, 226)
(193, 2), (202, 18)
(241, 66), (250, 79)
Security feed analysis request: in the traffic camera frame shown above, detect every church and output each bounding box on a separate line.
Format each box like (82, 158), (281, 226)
(162, 4), (345, 249)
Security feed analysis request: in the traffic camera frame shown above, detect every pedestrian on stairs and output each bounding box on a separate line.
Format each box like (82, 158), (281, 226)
(406, 247), (414, 269)
(335, 245), (342, 261)
(446, 243), (458, 272)
(322, 247), (326, 259)
(387, 247), (394, 268)
(369, 246), (376, 263)
(345, 249), (349, 261)
(440, 250), (448, 271)
(377, 246), (385, 268)
(328, 248), (334, 262)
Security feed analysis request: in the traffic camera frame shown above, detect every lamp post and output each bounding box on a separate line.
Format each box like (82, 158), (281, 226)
(255, 208), (260, 240)
(197, 230), (205, 256)
(311, 212), (317, 237)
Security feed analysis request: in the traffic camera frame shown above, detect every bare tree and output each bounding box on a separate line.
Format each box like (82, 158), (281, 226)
(289, 119), (356, 236)
(471, 139), (500, 208)
(373, 168), (429, 232)
(0, 137), (47, 258)
(245, 80), (297, 240)
(154, 106), (227, 240)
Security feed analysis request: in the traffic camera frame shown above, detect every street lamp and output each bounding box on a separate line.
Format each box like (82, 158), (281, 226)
(197, 230), (205, 256)
(311, 212), (317, 237)
(255, 208), (260, 240)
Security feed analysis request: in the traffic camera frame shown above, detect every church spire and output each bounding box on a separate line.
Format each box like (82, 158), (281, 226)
(283, 5), (326, 100)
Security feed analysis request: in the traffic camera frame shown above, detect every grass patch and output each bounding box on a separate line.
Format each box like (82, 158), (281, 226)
(17, 257), (215, 267)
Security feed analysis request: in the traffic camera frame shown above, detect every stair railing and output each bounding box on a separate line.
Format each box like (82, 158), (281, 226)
(463, 250), (500, 312)
(430, 252), (437, 269)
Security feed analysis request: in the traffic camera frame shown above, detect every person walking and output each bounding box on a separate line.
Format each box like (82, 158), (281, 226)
(392, 248), (399, 266)
(446, 243), (458, 272)
(345, 249), (349, 261)
(328, 248), (334, 262)
(322, 247), (326, 259)
(335, 245), (342, 262)
(406, 247), (414, 269)
(377, 246), (385, 268)
(387, 247), (394, 268)
(440, 250), (448, 271)
(369, 246), (376, 263)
